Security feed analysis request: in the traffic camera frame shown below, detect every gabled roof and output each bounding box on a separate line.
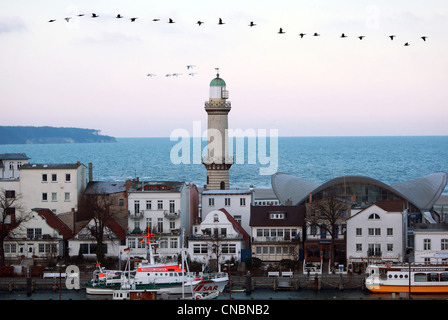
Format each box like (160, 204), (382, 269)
(32, 208), (73, 239)
(73, 216), (126, 240)
(218, 208), (250, 240)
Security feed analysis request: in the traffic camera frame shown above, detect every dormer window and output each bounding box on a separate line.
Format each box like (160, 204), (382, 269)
(269, 212), (285, 219)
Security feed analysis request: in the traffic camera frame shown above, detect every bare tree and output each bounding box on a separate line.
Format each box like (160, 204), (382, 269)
(307, 195), (349, 272)
(78, 191), (116, 263)
(0, 189), (29, 266)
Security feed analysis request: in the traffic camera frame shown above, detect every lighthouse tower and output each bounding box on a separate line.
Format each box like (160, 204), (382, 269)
(203, 70), (233, 190)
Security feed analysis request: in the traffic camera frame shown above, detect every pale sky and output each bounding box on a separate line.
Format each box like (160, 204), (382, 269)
(1, 0), (447, 137)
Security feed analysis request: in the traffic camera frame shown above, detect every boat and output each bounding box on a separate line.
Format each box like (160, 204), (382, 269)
(86, 230), (228, 297)
(365, 263), (448, 293)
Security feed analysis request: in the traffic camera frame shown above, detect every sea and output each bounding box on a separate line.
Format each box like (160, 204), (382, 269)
(1, 136), (447, 303)
(0, 136), (447, 194)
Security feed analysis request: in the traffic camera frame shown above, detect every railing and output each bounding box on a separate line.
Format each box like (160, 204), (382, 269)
(252, 236), (301, 243)
(205, 101), (231, 108)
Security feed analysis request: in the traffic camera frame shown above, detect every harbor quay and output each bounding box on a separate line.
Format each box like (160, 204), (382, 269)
(0, 271), (366, 294)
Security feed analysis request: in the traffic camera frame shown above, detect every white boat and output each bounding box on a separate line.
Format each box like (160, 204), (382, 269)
(86, 230), (228, 296)
(365, 263), (448, 294)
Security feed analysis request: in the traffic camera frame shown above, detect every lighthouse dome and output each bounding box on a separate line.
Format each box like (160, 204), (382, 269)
(210, 74), (226, 87)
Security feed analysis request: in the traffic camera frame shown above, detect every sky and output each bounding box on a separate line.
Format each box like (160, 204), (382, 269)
(1, 0), (447, 137)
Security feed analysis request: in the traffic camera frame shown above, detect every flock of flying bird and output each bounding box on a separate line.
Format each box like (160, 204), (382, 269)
(47, 12), (429, 47)
(147, 65), (197, 78)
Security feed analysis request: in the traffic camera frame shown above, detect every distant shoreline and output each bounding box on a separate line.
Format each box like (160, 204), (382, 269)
(0, 126), (116, 145)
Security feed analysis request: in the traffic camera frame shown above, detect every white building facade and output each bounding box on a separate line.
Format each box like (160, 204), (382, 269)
(346, 201), (405, 268)
(19, 162), (87, 216)
(413, 224), (448, 264)
(188, 208), (249, 271)
(126, 180), (191, 260)
(201, 189), (253, 234)
(4, 208), (72, 261)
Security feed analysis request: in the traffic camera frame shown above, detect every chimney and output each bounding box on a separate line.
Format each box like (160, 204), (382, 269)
(88, 163), (93, 182)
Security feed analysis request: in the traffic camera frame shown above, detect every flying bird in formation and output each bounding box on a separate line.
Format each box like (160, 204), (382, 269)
(47, 13), (429, 47)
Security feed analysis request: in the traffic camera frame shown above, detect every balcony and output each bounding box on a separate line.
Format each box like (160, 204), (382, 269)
(252, 236), (301, 243)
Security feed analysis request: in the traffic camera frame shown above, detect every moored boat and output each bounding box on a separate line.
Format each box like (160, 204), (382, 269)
(86, 229), (228, 296)
(365, 263), (448, 293)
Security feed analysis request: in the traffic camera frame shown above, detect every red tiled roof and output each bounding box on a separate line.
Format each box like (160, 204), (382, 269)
(33, 208), (73, 240)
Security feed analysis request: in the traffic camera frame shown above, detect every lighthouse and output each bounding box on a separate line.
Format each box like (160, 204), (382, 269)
(203, 70), (233, 190)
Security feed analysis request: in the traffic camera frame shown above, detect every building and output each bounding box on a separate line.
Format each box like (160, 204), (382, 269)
(4, 208), (73, 263)
(346, 201), (406, 272)
(272, 172), (447, 250)
(202, 71), (233, 190)
(68, 215), (126, 260)
(81, 180), (129, 230)
(19, 162), (87, 216)
(0, 153), (29, 180)
(201, 188), (253, 234)
(413, 223), (448, 264)
(188, 208), (249, 271)
(126, 179), (195, 260)
(250, 205), (306, 265)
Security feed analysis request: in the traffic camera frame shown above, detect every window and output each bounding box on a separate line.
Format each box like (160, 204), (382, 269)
(5, 190), (15, 198)
(387, 243), (394, 252)
(356, 228), (362, 236)
(222, 244), (236, 254)
(157, 218), (163, 232)
(368, 228), (381, 236)
(225, 198), (231, 206)
(368, 213), (380, 220)
(158, 200), (163, 210)
(356, 243), (362, 252)
(213, 214), (219, 222)
(146, 218), (152, 232)
(52, 192), (57, 201)
(240, 198), (246, 206)
(269, 212), (285, 219)
(27, 228), (42, 239)
(80, 243), (107, 255)
(64, 193), (70, 201)
(119, 198), (124, 206)
(42, 174), (48, 182)
(134, 200), (140, 214)
(424, 239), (431, 250)
(169, 200), (175, 213)
(170, 219), (176, 229)
(234, 215), (242, 225)
(51, 174), (57, 182)
(65, 173), (71, 182)
(387, 228), (393, 236)
(39, 243), (57, 253)
(442, 239), (448, 250)
(208, 198), (214, 206)
(146, 200), (152, 210)
(193, 244), (208, 254)
(42, 193), (48, 201)
(170, 238), (178, 249)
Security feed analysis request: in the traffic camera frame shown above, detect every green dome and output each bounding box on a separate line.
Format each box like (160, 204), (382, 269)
(210, 74), (226, 87)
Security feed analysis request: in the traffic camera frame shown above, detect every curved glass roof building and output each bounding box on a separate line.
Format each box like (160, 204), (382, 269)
(271, 172), (447, 213)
